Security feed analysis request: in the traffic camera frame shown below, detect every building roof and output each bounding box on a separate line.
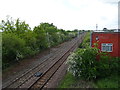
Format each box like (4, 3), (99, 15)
(93, 29), (120, 33)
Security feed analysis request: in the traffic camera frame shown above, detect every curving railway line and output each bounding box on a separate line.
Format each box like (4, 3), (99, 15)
(2, 33), (86, 89)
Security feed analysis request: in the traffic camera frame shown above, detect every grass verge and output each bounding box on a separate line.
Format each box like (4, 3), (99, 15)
(95, 73), (119, 88)
(58, 72), (96, 88)
(58, 72), (119, 88)
(58, 72), (77, 88)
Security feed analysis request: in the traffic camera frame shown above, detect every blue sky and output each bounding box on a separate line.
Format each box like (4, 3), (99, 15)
(0, 0), (119, 30)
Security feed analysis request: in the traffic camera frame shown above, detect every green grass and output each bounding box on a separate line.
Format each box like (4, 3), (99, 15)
(58, 72), (119, 88)
(95, 74), (119, 88)
(79, 32), (90, 48)
(58, 72), (96, 88)
(58, 72), (77, 88)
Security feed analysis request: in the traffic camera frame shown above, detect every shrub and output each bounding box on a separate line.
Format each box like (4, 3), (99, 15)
(67, 47), (99, 80)
(96, 55), (119, 78)
(67, 47), (120, 80)
(110, 57), (120, 74)
(20, 31), (37, 51)
(1, 17), (79, 70)
(2, 33), (25, 63)
(96, 54), (111, 78)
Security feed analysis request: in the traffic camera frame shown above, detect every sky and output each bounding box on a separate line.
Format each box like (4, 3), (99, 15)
(0, 0), (119, 30)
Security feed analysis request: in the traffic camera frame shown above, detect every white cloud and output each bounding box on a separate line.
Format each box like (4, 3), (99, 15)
(99, 0), (119, 3)
(0, 0), (118, 30)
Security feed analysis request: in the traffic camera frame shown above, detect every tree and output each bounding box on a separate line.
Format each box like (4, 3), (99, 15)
(15, 18), (31, 35)
(1, 17), (15, 32)
(33, 24), (48, 50)
(2, 33), (25, 63)
(1, 16), (31, 35)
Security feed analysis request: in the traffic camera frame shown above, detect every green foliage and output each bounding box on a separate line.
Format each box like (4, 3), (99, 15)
(110, 57), (120, 73)
(46, 26), (59, 46)
(1, 17), (78, 70)
(67, 47), (120, 80)
(1, 16), (31, 34)
(59, 72), (77, 88)
(33, 25), (48, 50)
(79, 32), (90, 48)
(62, 31), (119, 87)
(21, 31), (37, 50)
(59, 72), (96, 88)
(15, 18), (31, 34)
(59, 70), (119, 88)
(1, 17), (15, 32)
(2, 33), (25, 63)
(96, 74), (119, 88)
(67, 32), (119, 80)
(96, 55), (119, 78)
(67, 47), (99, 80)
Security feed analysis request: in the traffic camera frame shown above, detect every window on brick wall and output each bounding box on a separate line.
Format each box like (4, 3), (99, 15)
(101, 43), (113, 52)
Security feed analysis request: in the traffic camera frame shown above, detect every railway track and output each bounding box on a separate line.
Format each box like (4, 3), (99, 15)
(2, 33), (86, 89)
(2, 36), (72, 88)
(29, 37), (78, 89)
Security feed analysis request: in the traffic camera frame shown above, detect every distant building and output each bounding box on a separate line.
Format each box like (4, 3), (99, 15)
(91, 30), (120, 57)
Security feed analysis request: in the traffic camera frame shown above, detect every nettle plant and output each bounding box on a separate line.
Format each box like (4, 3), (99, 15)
(67, 47), (99, 80)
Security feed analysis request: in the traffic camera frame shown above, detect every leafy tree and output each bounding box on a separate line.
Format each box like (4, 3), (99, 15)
(1, 17), (31, 35)
(21, 31), (37, 50)
(1, 16), (78, 69)
(46, 26), (59, 45)
(15, 18), (31, 35)
(2, 33), (25, 63)
(1, 17), (15, 32)
(33, 24), (48, 50)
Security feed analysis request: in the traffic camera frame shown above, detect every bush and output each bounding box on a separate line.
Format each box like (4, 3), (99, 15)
(110, 57), (120, 73)
(67, 47), (99, 80)
(2, 33), (25, 63)
(1, 17), (78, 70)
(67, 47), (120, 80)
(21, 31), (37, 50)
(96, 55), (119, 78)
(96, 54), (111, 78)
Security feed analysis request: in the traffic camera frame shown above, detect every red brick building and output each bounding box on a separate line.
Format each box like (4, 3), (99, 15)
(91, 30), (120, 57)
